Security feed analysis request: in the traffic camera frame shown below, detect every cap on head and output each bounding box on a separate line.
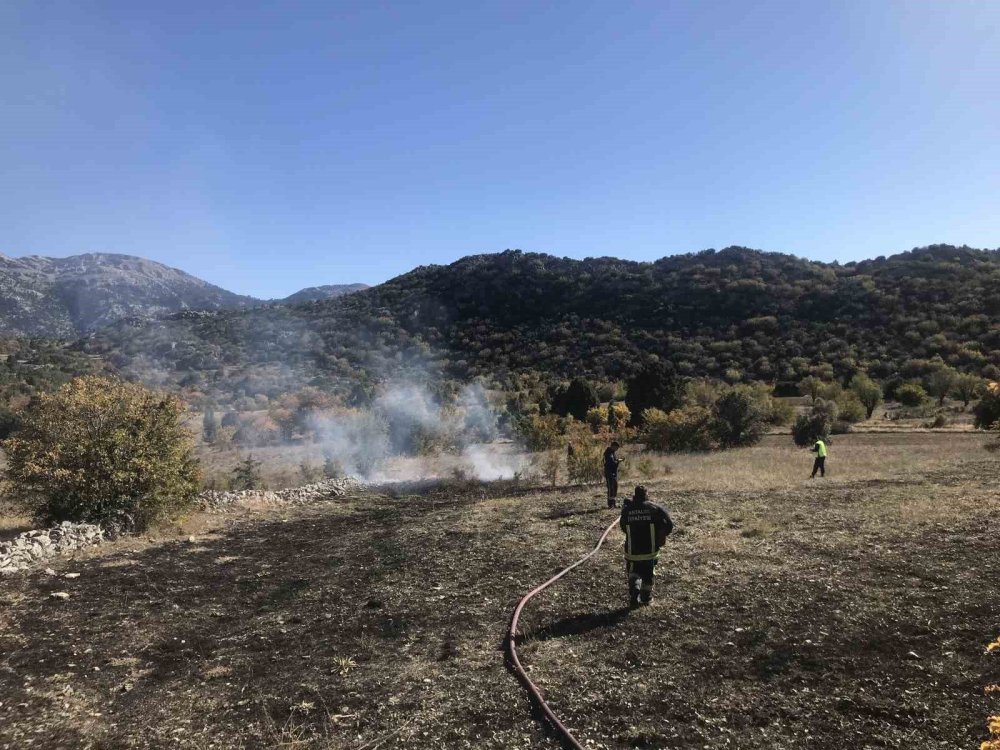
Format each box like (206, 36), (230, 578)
(633, 485), (648, 502)
(610, 441), (620, 449)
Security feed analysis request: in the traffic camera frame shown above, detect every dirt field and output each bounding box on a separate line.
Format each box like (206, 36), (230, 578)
(1, 433), (998, 749)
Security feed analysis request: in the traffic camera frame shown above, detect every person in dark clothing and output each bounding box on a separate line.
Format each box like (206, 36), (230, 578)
(603, 441), (623, 508)
(619, 485), (673, 607)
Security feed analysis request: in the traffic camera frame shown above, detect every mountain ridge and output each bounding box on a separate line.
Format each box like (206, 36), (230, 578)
(0, 252), (365, 336)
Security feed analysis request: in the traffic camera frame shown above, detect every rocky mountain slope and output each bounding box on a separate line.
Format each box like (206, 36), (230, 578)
(0, 253), (257, 336)
(0, 253), (366, 336)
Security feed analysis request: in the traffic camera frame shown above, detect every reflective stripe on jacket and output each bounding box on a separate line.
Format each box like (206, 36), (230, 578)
(620, 500), (673, 562)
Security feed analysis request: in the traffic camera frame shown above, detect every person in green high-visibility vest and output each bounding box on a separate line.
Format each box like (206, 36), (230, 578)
(810, 438), (828, 478)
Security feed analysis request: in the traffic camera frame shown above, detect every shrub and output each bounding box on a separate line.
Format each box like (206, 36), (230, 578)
(831, 420), (853, 435)
(608, 401), (630, 429)
(925, 414), (949, 429)
(585, 405), (608, 432)
(642, 406), (714, 452)
(711, 388), (767, 448)
(834, 391), (867, 423)
(895, 382), (929, 407)
(517, 414), (563, 451)
(973, 382), (1000, 429)
(792, 398), (838, 446)
(684, 379), (722, 409)
(567, 440), (603, 484)
(3, 376), (200, 530)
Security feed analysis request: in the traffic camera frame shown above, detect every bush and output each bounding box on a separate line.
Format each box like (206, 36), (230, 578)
(3, 377), (200, 531)
(973, 382), (1000, 429)
(834, 391), (867, 423)
(607, 401), (630, 429)
(792, 398), (838, 446)
(566, 439), (603, 484)
(642, 406), (714, 452)
(517, 414), (564, 451)
(925, 414), (949, 429)
(585, 405), (608, 432)
(831, 420), (853, 435)
(895, 383), (928, 407)
(711, 389), (767, 448)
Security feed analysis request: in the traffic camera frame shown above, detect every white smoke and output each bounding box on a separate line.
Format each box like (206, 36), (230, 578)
(460, 444), (528, 481)
(304, 378), (513, 482)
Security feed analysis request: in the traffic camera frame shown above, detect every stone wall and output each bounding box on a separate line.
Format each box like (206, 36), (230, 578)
(0, 522), (104, 575)
(198, 477), (362, 512)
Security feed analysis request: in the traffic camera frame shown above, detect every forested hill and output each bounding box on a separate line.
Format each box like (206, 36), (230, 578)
(79, 245), (1000, 406)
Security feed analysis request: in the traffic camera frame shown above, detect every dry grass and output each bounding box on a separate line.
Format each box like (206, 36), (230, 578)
(642, 432), (991, 492)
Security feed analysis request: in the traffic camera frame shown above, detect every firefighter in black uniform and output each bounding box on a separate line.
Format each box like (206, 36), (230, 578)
(619, 485), (673, 607)
(603, 441), (623, 508)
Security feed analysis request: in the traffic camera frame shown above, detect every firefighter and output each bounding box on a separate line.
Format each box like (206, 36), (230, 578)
(603, 441), (623, 508)
(619, 485), (673, 607)
(809, 437), (828, 478)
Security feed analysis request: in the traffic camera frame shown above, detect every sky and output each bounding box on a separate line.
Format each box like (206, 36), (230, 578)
(1, 1), (998, 298)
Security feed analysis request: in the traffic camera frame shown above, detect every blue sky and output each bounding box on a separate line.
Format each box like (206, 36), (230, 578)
(2, 1), (998, 298)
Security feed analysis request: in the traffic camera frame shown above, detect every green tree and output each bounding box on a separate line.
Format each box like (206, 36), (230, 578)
(551, 377), (599, 422)
(711, 388), (766, 448)
(895, 382), (928, 407)
(231, 454), (263, 490)
(849, 373), (883, 419)
(951, 373), (985, 408)
(799, 376), (824, 403)
(973, 382), (1000, 429)
(3, 376), (199, 531)
(625, 361), (684, 426)
(202, 408), (218, 444)
(926, 366), (958, 406)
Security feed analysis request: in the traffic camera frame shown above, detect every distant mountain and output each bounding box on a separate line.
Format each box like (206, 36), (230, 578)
(0, 253), (257, 336)
(0, 252), (367, 336)
(79, 244), (1000, 407)
(276, 284), (368, 305)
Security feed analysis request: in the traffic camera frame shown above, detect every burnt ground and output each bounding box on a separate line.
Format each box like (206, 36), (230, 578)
(1, 454), (999, 749)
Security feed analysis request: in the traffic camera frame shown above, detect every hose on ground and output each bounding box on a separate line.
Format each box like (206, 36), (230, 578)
(505, 516), (621, 749)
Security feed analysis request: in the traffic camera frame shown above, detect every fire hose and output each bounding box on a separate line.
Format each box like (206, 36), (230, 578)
(505, 516), (621, 749)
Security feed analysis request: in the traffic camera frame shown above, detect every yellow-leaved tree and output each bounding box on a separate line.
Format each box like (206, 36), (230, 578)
(3, 376), (200, 531)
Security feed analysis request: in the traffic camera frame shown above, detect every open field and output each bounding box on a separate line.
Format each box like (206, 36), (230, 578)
(1, 432), (998, 749)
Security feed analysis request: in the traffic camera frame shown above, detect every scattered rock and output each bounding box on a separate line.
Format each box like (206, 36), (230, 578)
(50, 592), (71, 600)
